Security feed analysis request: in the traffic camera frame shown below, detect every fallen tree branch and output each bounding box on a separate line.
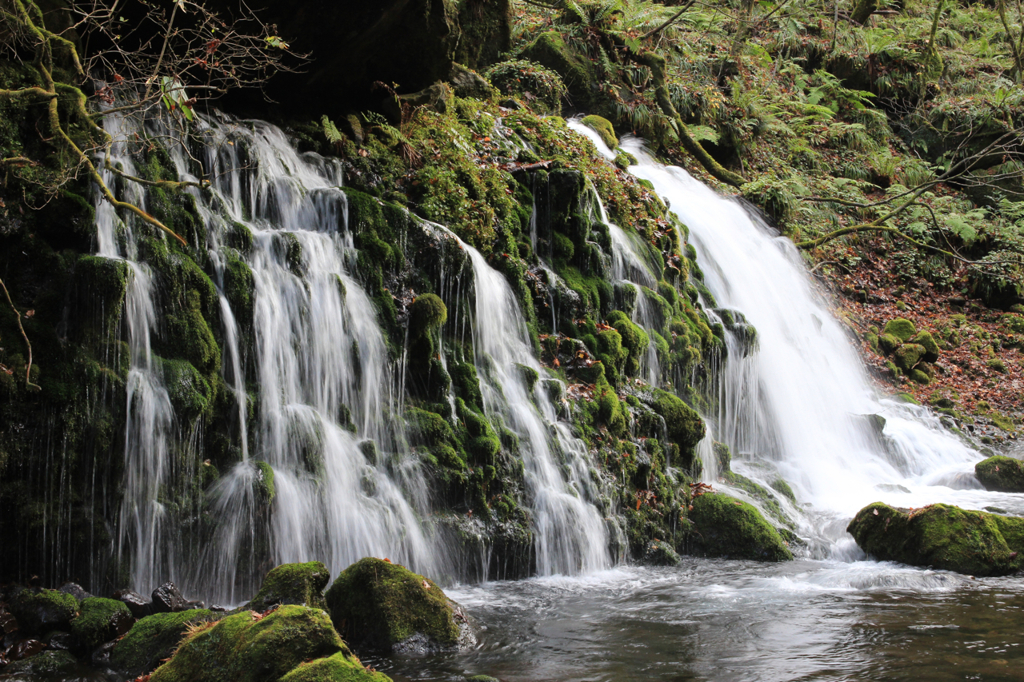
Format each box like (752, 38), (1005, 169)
(0, 275), (41, 392)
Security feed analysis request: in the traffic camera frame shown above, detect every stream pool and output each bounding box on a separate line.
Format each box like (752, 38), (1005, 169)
(366, 561), (1024, 682)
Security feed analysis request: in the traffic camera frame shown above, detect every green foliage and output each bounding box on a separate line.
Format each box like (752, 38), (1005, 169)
(484, 59), (567, 113)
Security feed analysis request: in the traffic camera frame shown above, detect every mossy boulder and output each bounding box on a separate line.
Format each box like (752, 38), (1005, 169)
(883, 318), (917, 342)
(10, 588), (79, 635)
(975, 456), (1024, 493)
(685, 492), (793, 562)
(0, 650), (80, 678)
(522, 30), (595, 109)
(149, 605), (363, 682)
(70, 597), (133, 649)
(325, 558), (466, 653)
(893, 343), (926, 371)
(247, 562), (331, 613)
(908, 330), (940, 362)
(110, 609), (219, 678)
(580, 115), (618, 149)
(278, 651), (392, 682)
(878, 333), (901, 354)
(847, 502), (1024, 576)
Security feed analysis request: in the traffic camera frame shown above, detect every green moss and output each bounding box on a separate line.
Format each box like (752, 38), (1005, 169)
(149, 606), (346, 682)
(686, 492), (792, 562)
(649, 389), (704, 468)
(770, 478), (796, 502)
(847, 502), (1024, 576)
(279, 651), (392, 682)
(255, 461), (276, 504)
(580, 115), (618, 149)
(1, 651), (79, 677)
(409, 293), (448, 339)
(248, 562), (331, 612)
(607, 310), (649, 377)
(908, 330), (939, 362)
(975, 456), (1024, 493)
(407, 407), (457, 447)
(10, 588), (79, 634)
(70, 597), (132, 649)
(595, 377), (627, 437)
(450, 362), (484, 413)
(883, 318), (917, 342)
(893, 343), (926, 371)
(986, 357), (1007, 373)
(325, 558), (461, 651)
(111, 609), (218, 677)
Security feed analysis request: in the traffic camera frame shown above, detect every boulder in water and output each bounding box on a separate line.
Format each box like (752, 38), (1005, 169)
(325, 558), (469, 653)
(114, 589), (152, 618)
(847, 502), (1024, 576)
(70, 597), (134, 649)
(278, 651), (392, 682)
(110, 609), (218, 678)
(685, 492), (793, 562)
(975, 455), (1024, 492)
(9, 588), (79, 635)
(247, 561), (331, 613)
(147, 605), (381, 682)
(151, 582), (188, 613)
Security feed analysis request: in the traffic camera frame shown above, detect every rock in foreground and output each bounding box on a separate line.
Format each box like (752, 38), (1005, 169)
(685, 492), (793, 562)
(247, 561), (331, 613)
(325, 558), (471, 653)
(975, 456), (1024, 492)
(148, 605), (386, 682)
(847, 502), (1024, 576)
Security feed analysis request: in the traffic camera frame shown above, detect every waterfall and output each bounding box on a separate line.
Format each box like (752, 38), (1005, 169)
(426, 224), (613, 575)
(619, 140), (1024, 554)
(97, 114), (436, 601)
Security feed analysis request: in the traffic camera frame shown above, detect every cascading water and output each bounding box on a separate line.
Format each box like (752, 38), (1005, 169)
(616, 139), (1024, 554)
(97, 113), (436, 601)
(426, 224), (614, 576)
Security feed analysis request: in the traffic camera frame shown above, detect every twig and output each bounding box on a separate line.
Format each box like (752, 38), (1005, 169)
(0, 275), (41, 391)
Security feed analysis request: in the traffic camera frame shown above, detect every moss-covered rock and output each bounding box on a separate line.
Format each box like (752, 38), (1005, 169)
(847, 502), (1024, 576)
(70, 596), (133, 649)
(883, 318), (917, 342)
(975, 456), (1024, 493)
(278, 651), (392, 682)
(10, 588), (79, 635)
(0, 650), (80, 678)
(878, 333), (901, 354)
(409, 293), (449, 340)
(685, 492), (792, 562)
(580, 115), (618, 149)
(325, 558), (465, 653)
(110, 609), (219, 678)
(908, 330), (940, 362)
(149, 605), (352, 682)
(649, 389), (704, 466)
(248, 562), (331, 613)
(893, 343), (926, 371)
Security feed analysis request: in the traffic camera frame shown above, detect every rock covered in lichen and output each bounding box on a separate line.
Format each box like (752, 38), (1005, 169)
(685, 492), (793, 562)
(975, 456), (1024, 493)
(325, 558), (470, 653)
(247, 561), (331, 613)
(847, 502), (1024, 576)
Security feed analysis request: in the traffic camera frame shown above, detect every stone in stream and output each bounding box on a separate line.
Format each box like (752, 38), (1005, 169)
(246, 561), (331, 613)
(146, 605), (386, 682)
(114, 588), (153, 618)
(975, 455), (1024, 493)
(325, 557), (473, 654)
(847, 502), (1024, 576)
(684, 492), (793, 562)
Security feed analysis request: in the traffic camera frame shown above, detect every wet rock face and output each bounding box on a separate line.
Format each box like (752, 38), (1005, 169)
(9, 589), (79, 635)
(325, 557), (472, 653)
(684, 492), (793, 562)
(847, 502), (1024, 576)
(150, 583), (195, 613)
(114, 589), (152, 618)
